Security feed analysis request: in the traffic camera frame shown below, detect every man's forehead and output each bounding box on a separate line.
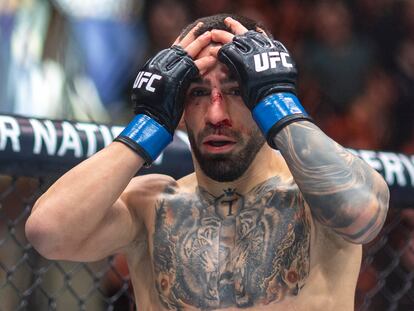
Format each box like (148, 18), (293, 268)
(190, 66), (238, 85)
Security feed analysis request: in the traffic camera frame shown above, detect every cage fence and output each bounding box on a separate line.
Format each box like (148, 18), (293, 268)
(0, 174), (135, 311)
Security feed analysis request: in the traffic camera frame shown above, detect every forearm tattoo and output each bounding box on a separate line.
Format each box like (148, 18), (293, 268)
(152, 177), (311, 309)
(274, 121), (389, 243)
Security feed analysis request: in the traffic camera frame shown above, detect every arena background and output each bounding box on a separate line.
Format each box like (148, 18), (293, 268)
(1, 0), (414, 310)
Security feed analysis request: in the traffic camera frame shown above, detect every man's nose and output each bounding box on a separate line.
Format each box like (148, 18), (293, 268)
(205, 89), (232, 127)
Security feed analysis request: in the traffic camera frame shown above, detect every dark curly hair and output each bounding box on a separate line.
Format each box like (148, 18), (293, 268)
(179, 13), (273, 40)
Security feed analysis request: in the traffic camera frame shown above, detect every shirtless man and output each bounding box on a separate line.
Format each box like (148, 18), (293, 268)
(25, 14), (390, 310)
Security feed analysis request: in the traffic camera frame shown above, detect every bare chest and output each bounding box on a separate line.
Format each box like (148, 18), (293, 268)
(150, 179), (311, 310)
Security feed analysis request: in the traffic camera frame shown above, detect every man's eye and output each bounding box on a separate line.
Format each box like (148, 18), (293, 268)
(190, 88), (210, 97)
(227, 88), (241, 96)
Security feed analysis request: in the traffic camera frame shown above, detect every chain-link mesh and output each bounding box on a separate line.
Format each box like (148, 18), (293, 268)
(0, 175), (135, 311)
(356, 208), (414, 311)
(0, 174), (413, 310)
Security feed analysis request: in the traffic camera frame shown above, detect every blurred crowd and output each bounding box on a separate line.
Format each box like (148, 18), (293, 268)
(1, 0), (414, 153)
(1, 0), (414, 310)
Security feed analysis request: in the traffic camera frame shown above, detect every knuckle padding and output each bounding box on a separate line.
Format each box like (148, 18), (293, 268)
(218, 46), (242, 79)
(178, 56), (199, 76)
(232, 36), (252, 52)
(272, 40), (289, 52)
(250, 36), (268, 47)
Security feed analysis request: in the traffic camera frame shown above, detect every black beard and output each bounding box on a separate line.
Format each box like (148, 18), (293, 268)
(187, 125), (266, 182)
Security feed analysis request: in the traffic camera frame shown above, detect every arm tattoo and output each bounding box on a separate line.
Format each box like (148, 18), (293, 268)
(273, 121), (389, 243)
(152, 177), (311, 310)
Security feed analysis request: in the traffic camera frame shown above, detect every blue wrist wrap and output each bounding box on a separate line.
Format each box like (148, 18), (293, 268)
(115, 114), (172, 165)
(252, 93), (312, 148)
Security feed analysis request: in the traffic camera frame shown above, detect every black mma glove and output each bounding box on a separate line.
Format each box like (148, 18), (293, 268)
(218, 30), (312, 148)
(115, 46), (198, 165)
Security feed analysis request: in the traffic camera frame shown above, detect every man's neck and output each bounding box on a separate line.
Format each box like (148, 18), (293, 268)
(193, 145), (288, 197)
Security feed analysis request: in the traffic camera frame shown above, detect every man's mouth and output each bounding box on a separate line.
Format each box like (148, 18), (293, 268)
(204, 140), (235, 147)
(202, 136), (237, 153)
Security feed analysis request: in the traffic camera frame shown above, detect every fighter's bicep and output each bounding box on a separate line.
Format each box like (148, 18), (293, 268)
(71, 198), (143, 262)
(72, 174), (176, 262)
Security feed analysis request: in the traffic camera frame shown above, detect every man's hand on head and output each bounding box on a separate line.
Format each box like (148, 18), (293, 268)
(211, 17), (312, 149)
(115, 23), (216, 165)
(189, 17), (254, 71)
(212, 17), (248, 43)
(209, 17), (267, 57)
(173, 23), (217, 75)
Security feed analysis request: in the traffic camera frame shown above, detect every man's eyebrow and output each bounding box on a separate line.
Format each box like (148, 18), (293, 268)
(221, 70), (239, 83)
(188, 76), (206, 84)
(220, 76), (238, 84)
(188, 74), (238, 85)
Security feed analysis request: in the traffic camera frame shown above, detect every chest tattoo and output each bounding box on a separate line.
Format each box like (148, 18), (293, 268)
(152, 177), (311, 310)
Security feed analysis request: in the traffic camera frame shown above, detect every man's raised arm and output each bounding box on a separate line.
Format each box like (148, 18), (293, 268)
(215, 17), (389, 244)
(25, 24), (216, 262)
(274, 121), (389, 244)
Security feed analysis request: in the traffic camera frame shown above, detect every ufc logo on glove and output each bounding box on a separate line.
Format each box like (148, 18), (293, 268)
(133, 71), (162, 92)
(254, 52), (293, 72)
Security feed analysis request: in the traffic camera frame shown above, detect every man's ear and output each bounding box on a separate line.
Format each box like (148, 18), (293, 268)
(177, 115), (187, 131)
